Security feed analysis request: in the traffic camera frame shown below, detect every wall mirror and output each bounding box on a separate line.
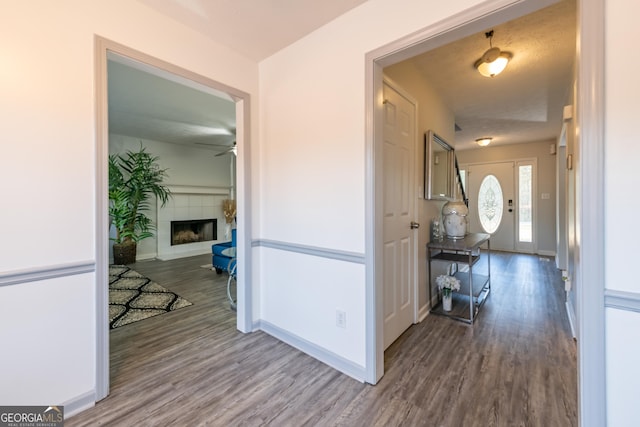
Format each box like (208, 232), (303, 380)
(425, 130), (455, 200)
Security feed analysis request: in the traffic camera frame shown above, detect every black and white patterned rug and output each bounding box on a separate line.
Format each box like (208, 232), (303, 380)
(109, 265), (193, 329)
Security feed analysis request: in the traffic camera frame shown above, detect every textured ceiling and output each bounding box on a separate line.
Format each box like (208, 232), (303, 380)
(110, 0), (576, 153)
(407, 0), (576, 150)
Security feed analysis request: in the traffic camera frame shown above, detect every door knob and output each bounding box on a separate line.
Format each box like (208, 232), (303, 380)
(410, 221), (420, 229)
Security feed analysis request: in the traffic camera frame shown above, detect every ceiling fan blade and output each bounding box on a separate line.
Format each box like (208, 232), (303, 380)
(195, 142), (229, 147)
(215, 142), (237, 157)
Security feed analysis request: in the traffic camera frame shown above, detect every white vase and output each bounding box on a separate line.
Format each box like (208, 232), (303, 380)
(442, 200), (468, 240)
(442, 293), (453, 312)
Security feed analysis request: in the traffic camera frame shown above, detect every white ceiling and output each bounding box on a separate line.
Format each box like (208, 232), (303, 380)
(109, 0), (576, 154)
(109, 0), (369, 151)
(108, 58), (237, 150)
(139, 0), (370, 62)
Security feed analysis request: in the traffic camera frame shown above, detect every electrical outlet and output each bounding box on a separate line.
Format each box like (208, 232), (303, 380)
(336, 310), (346, 328)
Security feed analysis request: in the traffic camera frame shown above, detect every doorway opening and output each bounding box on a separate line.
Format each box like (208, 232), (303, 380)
(95, 37), (252, 401)
(370, 0), (575, 379)
(366, 1), (605, 420)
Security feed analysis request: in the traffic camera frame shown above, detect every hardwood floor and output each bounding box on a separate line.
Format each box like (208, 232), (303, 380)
(67, 252), (577, 426)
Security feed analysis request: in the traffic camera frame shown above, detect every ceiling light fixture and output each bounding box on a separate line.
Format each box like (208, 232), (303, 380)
(476, 137), (492, 147)
(474, 30), (512, 78)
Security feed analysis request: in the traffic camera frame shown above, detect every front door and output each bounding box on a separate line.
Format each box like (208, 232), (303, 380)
(466, 162), (515, 252)
(382, 81), (416, 349)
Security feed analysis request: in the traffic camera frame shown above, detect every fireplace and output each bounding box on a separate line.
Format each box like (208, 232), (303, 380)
(171, 218), (217, 246)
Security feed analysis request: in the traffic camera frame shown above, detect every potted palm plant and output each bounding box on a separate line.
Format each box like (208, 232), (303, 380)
(109, 145), (171, 265)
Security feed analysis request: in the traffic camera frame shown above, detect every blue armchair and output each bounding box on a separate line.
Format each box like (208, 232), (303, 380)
(212, 229), (236, 274)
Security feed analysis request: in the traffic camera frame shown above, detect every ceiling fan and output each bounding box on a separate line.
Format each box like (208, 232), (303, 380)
(192, 126), (236, 156)
(215, 141), (237, 157)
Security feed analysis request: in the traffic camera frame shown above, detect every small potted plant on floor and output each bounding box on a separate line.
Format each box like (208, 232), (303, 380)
(109, 145), (171, 265)
(436, 274), (461, 312)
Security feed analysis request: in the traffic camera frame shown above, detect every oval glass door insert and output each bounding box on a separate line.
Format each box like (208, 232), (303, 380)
(478, 174), (503, 234)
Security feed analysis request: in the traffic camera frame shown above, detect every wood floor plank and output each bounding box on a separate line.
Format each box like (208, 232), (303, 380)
(67, 252), (576, 426)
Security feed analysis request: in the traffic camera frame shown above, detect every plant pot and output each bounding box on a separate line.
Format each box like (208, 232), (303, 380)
(442, 293), (453, 312)
(113, 241), (137, 265)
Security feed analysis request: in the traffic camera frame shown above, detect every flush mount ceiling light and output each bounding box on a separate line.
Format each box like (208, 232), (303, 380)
(476, 137), (492, 147)
(474, 30), (512, 78)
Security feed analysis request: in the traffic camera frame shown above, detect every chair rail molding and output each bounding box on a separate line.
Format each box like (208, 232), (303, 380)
(0, 261), (95, 287)
(252, 239), (365, 264)
(604, 289), (640, 313)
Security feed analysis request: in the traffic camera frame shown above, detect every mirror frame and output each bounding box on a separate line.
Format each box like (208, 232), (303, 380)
(424, 130), (455, 200)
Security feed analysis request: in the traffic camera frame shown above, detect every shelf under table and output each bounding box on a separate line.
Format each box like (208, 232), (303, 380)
(453, 271), (490, 300)
(430, 251), (481, 267)
(427, 233), (490, 252)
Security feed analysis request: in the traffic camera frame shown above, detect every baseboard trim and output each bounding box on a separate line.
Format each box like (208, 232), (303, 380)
(537, 250), (557, 257)
(418, 304), (430, 322)
(156, 248), (211, 261)
(258, 320), (366, 382)
(62, 390), (96, 418)
(135, 253), (158, 261)
(253, 239), (365, 264)
(0, 260), (95, 287)
(605, 289), (640, 313)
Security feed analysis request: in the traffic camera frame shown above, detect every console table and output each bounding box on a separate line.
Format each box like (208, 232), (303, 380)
(427, 233), (491, 324)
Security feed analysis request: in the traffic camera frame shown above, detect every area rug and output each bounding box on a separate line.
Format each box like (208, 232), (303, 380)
(109, 265), (193, 329)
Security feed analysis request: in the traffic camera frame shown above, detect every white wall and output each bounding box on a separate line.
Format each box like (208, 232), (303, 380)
(605, 0), (640, 425)
(258, 0), (489, 371)
(257, 4), (626, 421)
(260, 0), (640, 426)
(604, 2), (640, 291)
(109, 135), (231, 189)
(0, 0), (258, 411)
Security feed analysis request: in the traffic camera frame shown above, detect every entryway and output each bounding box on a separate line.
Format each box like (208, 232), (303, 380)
(366, 3), (604, 420)
(465, 162), (516, 251)
(95, 37), (252, 401)
(462, 160), (537, 253)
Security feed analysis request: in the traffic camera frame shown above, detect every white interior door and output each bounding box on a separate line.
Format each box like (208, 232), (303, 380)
(382, 82), (416, 349)
(467, 162), (515, 251)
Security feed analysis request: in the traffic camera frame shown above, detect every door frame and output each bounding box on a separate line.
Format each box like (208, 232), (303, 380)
(365, 0), (605, 424)
(94, 36), (254, 400)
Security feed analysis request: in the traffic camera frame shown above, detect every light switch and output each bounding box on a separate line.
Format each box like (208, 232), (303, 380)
(541, 193), (550, 200)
